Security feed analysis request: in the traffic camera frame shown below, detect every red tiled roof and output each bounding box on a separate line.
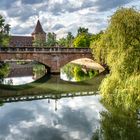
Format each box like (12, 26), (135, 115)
(32, 20), (46, 35)
(9, 36), (33, 47)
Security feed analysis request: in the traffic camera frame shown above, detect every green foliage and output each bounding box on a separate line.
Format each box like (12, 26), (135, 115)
(57, 32), (74, 47)
(61, 63), (98, 81)
(99, 102), (140, 140)
(46, 32), (57, 47)
(32, 32), (56, 47)
(91, 8), (140, 110)
(57, 37), (67, 47)
(90, 31), (104, 43)
(66, 32), (74, 47)
(61, 63), (74, 80)
(0, 99), (4, 107)
(73, 66), (85, 81)
(73, 27), (91, 48)
(0, 15), (10, 46)
(77, 27), (88, 35)
(32, 39), (47, 47)
(0, 62), (10, 81)
(91, 129), (100, 140)
(73, 27), (103, 48)
(33, 64), (46, 79)
(73, 33), (90, 48)
(57, 27), (101, 48)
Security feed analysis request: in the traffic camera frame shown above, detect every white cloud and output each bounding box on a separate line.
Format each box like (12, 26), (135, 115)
(0, 0), (139, 37)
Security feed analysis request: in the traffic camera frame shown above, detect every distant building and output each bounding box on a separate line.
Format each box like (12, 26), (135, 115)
(9, 20), (46, 47)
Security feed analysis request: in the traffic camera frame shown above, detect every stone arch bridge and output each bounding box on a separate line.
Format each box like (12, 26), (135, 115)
(0, 47), (93, 73)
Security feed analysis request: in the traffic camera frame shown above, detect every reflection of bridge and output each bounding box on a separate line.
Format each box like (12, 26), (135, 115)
(0, 74), (104, 105)
(0, 47), (92, 73)
(0, 91), (98, 103)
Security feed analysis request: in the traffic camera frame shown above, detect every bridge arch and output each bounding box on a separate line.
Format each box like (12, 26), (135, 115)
(58, 54), (93, 68)
(0, 47), (93, 73)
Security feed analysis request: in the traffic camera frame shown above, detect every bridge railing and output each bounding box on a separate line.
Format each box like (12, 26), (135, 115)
(0, 47), (91, 53)
(1, 91), (97, 103)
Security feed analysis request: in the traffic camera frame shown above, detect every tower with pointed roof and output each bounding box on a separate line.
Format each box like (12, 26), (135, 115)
(32, 20), (46, 42)
(9, 20), (46, 47)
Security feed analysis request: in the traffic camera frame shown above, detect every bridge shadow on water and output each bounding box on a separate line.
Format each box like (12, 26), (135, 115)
(0, 74), (105, 103)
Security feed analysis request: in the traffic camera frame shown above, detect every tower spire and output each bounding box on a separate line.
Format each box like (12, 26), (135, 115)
(32, 20), (46, 35)
(31, 20), (46, 43)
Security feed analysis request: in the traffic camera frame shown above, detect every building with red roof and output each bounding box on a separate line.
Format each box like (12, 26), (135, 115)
(9, 20), (46, 47)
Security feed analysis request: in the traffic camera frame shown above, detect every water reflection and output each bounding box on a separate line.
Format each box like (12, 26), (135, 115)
(61, 63), (99, 82)
(0, 74), (104, 96)
(0, 95), (104, 140)
(0, 61), (46, 85)
(1, 93), (139, 140)
(0, 89), (140, 139)
(0, 62), (10, 83)
(3, 76), (34, 85)
(0, 61), (100, 85)
(99, 104), (140, 140)
(0, 62), (139, 139)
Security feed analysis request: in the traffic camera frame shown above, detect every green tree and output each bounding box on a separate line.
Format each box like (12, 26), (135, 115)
(73, 34), (90, 48)
(91, 8), (140, 110)
(32, 39), (47, 47)
(90, 31), (104, 44)
(77, 27), (88, 35)
(0, 15), (10, 46)
(66, 32), (74, 47)
(46, 32), (57, 47)
(57, 37), (67, 47)
(0, 62), (10, 81)
(57, 32), (74, 47)
(74, 27), (92, 48)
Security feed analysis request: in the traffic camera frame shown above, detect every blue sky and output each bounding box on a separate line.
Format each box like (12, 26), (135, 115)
(0, 0), (140, 38)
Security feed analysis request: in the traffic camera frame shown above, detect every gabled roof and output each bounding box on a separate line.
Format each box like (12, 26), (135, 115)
(32, 20), (46, 35)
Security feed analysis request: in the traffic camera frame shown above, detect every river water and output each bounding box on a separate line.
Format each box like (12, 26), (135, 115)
(0, 64), (140, 140)
(0, 94), (104, 140)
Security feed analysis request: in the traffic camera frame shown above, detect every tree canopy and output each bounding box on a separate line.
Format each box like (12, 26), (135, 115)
(91, 8), (140, 110)
(57, 27), (102, 48)
(0, 62), (10, 81)
(46, 32), (57, 47)
(57, 32), (74, 47)
(73, 27), (91, 48)
(0, 15), (10, 46)
(73, 33), (90, 48)
(77, 27), (88, 35)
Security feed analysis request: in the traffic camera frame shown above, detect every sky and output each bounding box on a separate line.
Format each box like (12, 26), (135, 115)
(0, 0), (140, 38)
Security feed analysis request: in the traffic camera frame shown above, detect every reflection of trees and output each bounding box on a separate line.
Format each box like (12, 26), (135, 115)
(91, 102), (140, 140)
(33, 64), (46, 79)
(0, 99), (4, 107)
(0, 62), (10, 83)
(61, 63), (98, 81)
(5, 79), (13, 85)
